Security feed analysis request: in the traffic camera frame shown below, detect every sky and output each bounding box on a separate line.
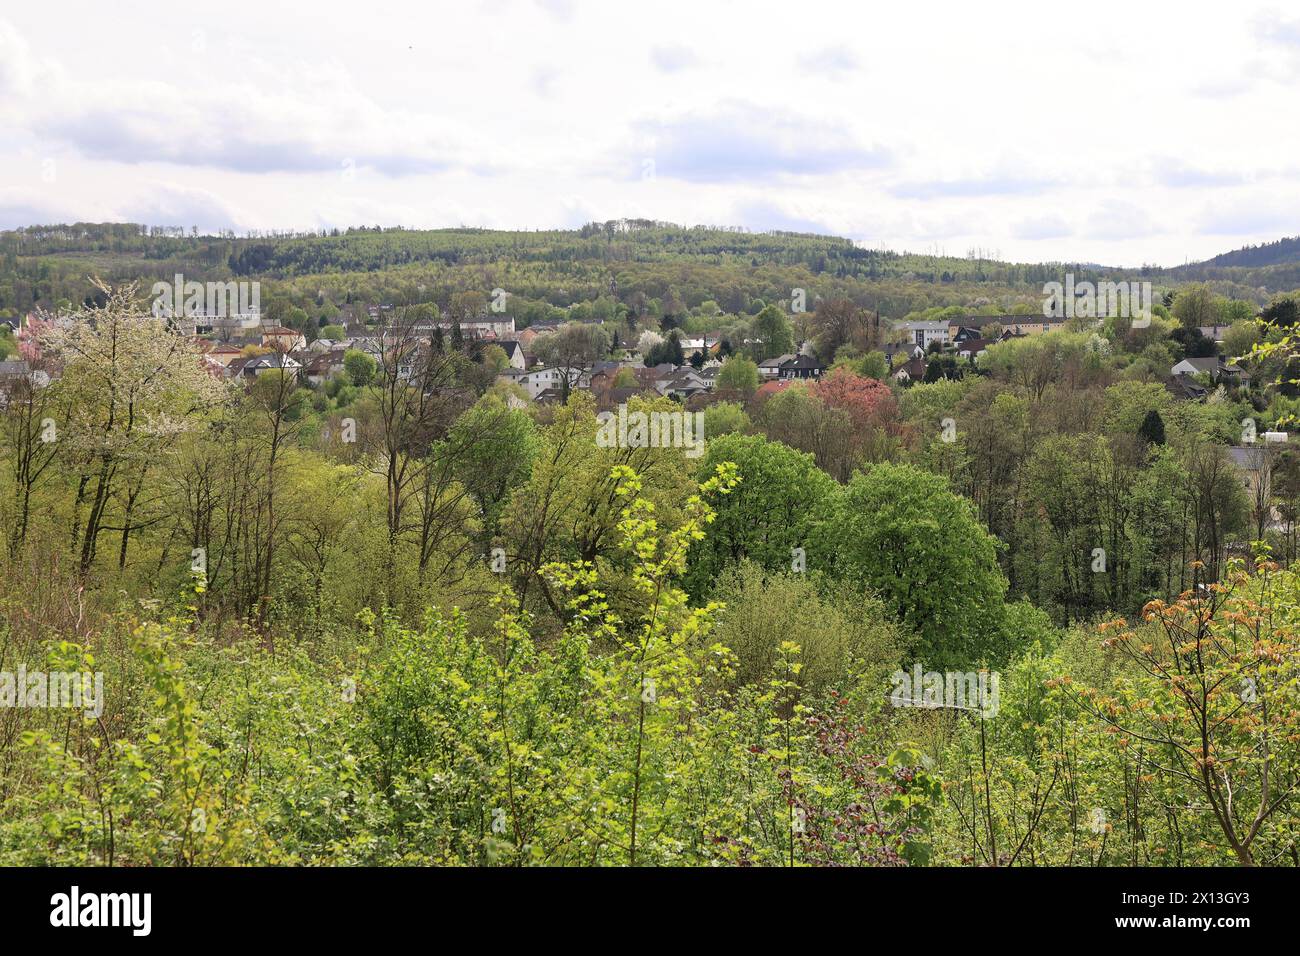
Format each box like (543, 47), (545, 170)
(1, 0), (1298, 266)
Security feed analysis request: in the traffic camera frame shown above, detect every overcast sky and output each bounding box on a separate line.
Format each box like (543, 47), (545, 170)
(2, 0), (1298, 266)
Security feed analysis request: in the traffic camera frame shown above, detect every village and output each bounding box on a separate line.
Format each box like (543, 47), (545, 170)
(8, 302), (1245, 403)
(0, 298), (1275, 503)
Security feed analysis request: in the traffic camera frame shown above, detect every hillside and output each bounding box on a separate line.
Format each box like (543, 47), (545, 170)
(1166, 235), (1300, 291)
(0, 220), (1154, 322)
(3, 221), (1298, 329)
(1200, 235), (1300, 268)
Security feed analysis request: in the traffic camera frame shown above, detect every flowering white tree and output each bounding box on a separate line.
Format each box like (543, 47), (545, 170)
(637, 330), (664, 355)
(36, 281), (230, 572)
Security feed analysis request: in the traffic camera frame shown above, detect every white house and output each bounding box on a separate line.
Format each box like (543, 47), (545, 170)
(428, 316), (517, 339)
(897, 320), (950, 350)
(499, 340), (526, 370)
(507, 365), (589, 400)
(956, 338), (992, 360)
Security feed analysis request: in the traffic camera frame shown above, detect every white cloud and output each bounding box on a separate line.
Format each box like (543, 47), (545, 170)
(650, 44), (701, 73)
(1198, 193), (1300, 236)
(1011, 214), (1073, 240)
(797, 45), (861, 77)
(630, 101), (893, 183)
(0, 1), (1295, 265)
(1254, 9), (1300, 49)
(1083, 201), (1159, 241)
(732, 199), (839, 236)
(11, 51), (481, 177)
(0, 186), (81, 230)
(115, 182), (249, 232)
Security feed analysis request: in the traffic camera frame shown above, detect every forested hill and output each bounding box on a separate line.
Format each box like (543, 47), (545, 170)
(1199, 235), (1300, 268)
(224, 223), (883, 276)
(2, 220), (1297, 321)
(2, 220), (1073, 282)
(0, 220), (1094, 322)
(1168, 234), (1300, 289)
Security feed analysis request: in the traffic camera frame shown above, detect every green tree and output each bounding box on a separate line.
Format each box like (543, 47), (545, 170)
(1171, 283), (1222, 331)
(857, 350), (889, 380)
(701, 401), (750, 438)
(449, 394), (541, 538)
(533, 322), (611, 396)
(715, 355), (760, 397)
(344, 349), (378, 387)
(751, 304), (794, 361)
(685, 433), (838, 597)
(1138, 409), (1165, 446)
(711, 562), (899, 694)
(644, 332), (684, 367)
(826, 463), (1008, 666)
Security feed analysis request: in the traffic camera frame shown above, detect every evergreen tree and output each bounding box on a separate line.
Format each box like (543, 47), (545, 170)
(1138, 409), (1166, 446)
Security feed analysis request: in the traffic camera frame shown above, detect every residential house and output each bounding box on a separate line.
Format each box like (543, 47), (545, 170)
(172, 313), (262, 338)
(956, 338), (992, 360)
(1165, 375), (1208, 401)
(948, 314), (1067, 339)
(202, 343), (244, 367)
(496, 368), (529, 394)
(892, 357), (928, 383)
(347, 336), (383, 358)
(533, 386), (567, 405)
(644, 362), (676, 380)
(588, 367), (619, 394)
(509, 365), (589, 400)
(629, 366), (663, 391)
(882, 342), (922, 368)
(0, 358), (30, 381)
(657, 367), (709, 400)
(758, 354), (797, 379)
(429, 315), (516, 340)
(1171, 356), (1247, 384)
(227, 352), (303, 381)
(260, 326), (308, 351)
(898, 320), (950, 350)
(1228, 441), (1289, 532)
(305, 350), (349, 386)
(517, 322), (563, 354)
(588, 366), (643, 404)
(752, 380), (795, 403)
(1229, 444), (1270, 495)
(595, 385), (643, 412)
(498, 340), (526, 370)
(0, 359), (31, 405)
(777, 354), (826, 380)
(677, 336), (719, 362)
